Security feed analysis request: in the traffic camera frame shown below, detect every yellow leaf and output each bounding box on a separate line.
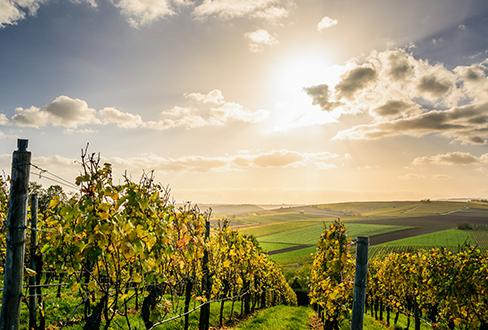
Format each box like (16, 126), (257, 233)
(133, 273), (142, 283)
(71, 282), (80, 293)
(24, 267), (37, 277)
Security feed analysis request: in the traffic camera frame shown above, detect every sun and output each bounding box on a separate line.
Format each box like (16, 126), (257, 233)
(267, 50), (346, 131)
(273, 51), (341, 93)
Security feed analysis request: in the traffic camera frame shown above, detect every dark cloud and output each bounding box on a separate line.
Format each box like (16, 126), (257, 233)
(304, 84), (342, 111)
(388, 51), (414, 80)
(372, 100), (418, 118)
(336, 66), (377, 99)
(335, 102), (488, 145)
(417, 74), (452, 96)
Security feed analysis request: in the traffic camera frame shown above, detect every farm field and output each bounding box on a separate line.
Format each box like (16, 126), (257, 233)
(228, 201), (488, 269)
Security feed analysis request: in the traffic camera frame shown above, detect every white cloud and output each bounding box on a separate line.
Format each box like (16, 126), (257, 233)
(0, 0), (44, 27)
(304, 48), (488, 144)
(9, 96), (98, 128)
(185, 89), (225, 105)
(317, 16), (337, 31)
(1, 0), (289, 28)
(0, 90), (268, 131)
(0, 113), (8, 125)
(98, 107), (144, 128)
(110, 0), (191, 27)
(193, 0), (290, 21)
(148, 90), (269, 129)
(3, 149), (343, 177)
(0, 0), (100, 27)
(244, 29), (278, 53)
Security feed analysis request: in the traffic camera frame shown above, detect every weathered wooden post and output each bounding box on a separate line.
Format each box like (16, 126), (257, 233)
(0, 139), (31, 330)
(351, 236), (369, 330)
(198, 216), (211, 330)
(29, 194), (38, 330)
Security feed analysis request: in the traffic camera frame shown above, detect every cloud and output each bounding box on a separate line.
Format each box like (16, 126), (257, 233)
(244, 29), (278, 53)
(0, 0), (100, 28)
(1, 90), (268, 131)
(413, 151), (488, 166)
(98, 107), (144, 128)
(304, 48), (488, 144)
(0, 113), (9, 125)
(192, 0), (290, 21)
(2, 150), (344, 179)
(334, 102), (488, 145)
(1, 0), (291, 28)
(388, 50), (415, 80)
(0, 0), (43, 27)
(317, 16), (337, 31)
(148, 90), (269, 129)
(371, 100), (421, 119)
(417, 73), (452, 97)
(110, 0), (191, 27)
(335, 65), (377, 99)
(10, 96), (98, 128)
(303, 84), (342, 111)
(185, 89), (225, 105)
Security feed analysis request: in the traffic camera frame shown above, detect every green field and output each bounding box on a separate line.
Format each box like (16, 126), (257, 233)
(229, 200), (488, 270)
(381, 229), (476, 247)
(258, 223), (408, 246)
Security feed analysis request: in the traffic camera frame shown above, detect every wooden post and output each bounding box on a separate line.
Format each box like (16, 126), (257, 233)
(198, 217), (211, 330)
(0, 139), (31, 330)
(351, 236), (368, 330)
(29, 194), (38, 330)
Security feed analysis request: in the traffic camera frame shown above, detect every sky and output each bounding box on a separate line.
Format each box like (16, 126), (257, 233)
(0, 0), (487, 204)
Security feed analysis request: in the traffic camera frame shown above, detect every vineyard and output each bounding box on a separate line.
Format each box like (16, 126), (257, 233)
(0, 142), (487, 330)
(309, 220), (488, 330)
(0, 147), (296, 329)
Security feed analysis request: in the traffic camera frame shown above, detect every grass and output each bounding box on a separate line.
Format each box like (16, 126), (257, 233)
(259, 223), (409, 246)
(256, 223), (410, 270)
(259, 241), (298, 252)
(240, 220), (323, 238)
(270, 246), (317, 265)
(234, 305), (313, 330)
(18, 288), (244, 330)
(234, 305), (433, 330)
(381, 229), (476, 247)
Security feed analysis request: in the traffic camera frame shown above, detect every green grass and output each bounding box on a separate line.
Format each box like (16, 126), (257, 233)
(259, 241), (298, 252)
(340, 313), (432, 329)
(240, 220), (323, 238)
(18, 288), (244, 330)
(234, 305), (313, 330)
(235, 306), (433, 330)
(258, 223), (409, 270)
(270, 246), (317, 265)
(381, 229), (476, 247)
(470, 229), (488, 247)
(260, 223), (409, 246)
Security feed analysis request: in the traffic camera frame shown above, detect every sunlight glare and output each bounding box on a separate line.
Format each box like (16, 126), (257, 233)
(267, 51), (346, 131)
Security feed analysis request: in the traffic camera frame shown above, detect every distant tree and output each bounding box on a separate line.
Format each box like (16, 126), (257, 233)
(29, 182), (66, 212)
